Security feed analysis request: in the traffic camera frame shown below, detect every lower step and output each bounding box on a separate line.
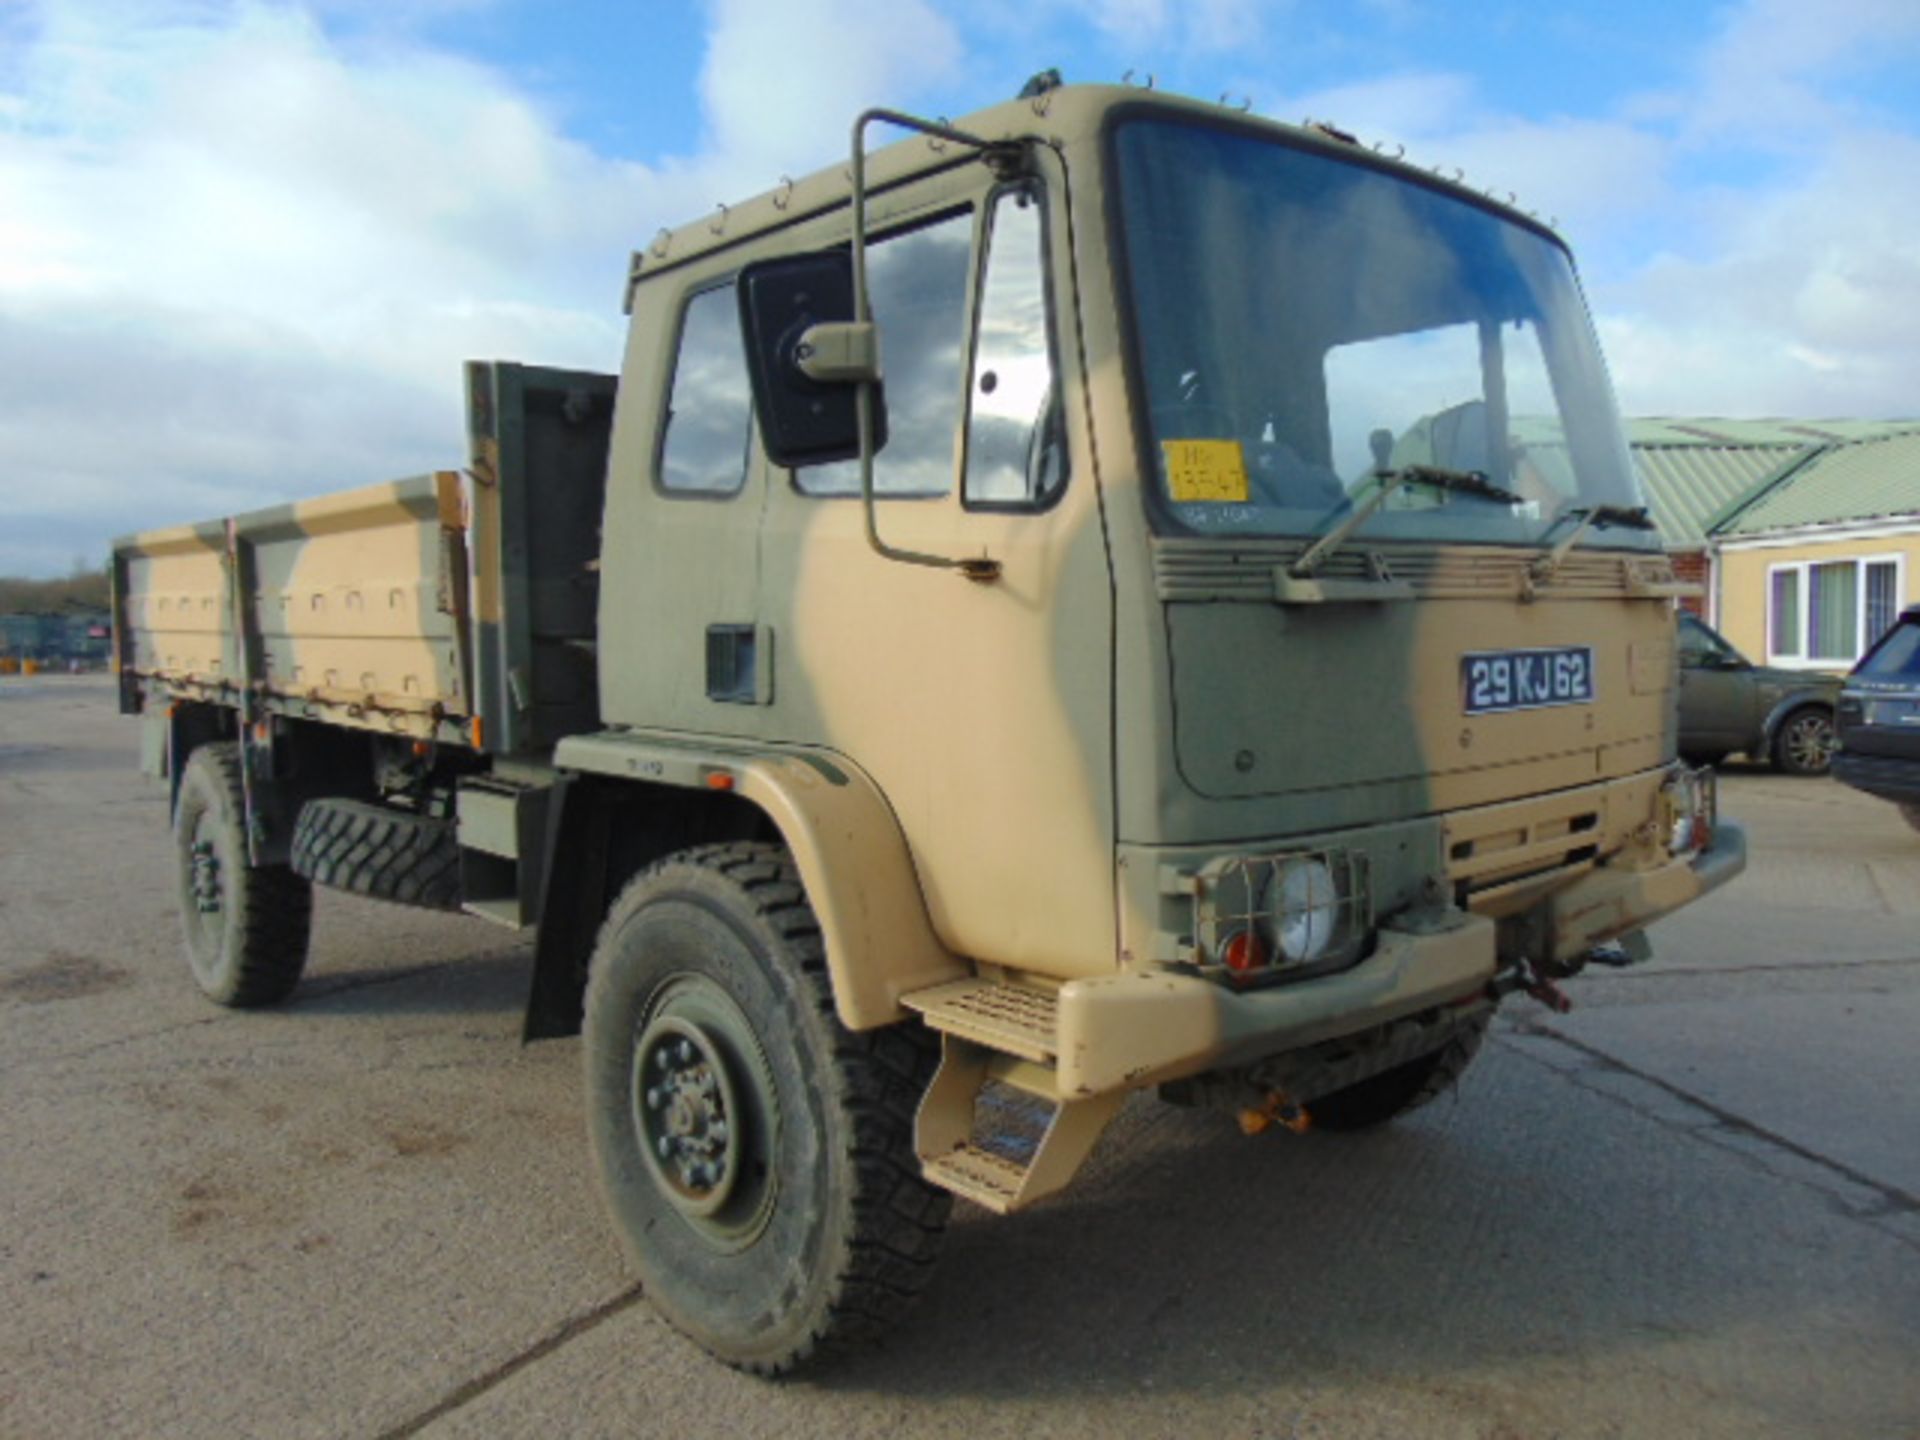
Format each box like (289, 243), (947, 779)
(922, 1144), (1029, 1214)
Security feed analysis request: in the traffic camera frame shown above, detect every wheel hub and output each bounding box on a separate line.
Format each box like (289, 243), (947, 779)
(634, 1016), (743, 1218)
(189, 838), (223, 915)
(1786, 714), (1834, 769)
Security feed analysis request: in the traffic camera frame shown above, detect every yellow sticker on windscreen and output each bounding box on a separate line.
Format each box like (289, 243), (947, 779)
(1163, 439), (1250, 503)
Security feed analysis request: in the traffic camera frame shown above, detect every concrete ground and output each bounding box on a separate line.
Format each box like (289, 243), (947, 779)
(2, 676), (1915, 1439)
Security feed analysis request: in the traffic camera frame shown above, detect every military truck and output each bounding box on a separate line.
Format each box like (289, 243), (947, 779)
(114, 82), (1743, 1373)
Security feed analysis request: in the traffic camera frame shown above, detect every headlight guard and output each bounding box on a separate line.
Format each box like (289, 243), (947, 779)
(1194, 848), (1372, 986)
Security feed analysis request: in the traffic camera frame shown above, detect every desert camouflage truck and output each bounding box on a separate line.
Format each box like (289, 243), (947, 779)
(115, 81), (1744, 1372)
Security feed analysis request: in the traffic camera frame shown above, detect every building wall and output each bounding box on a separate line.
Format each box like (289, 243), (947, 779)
(1671, 549), (1710, 619)
(1716, 526), (1920, 671)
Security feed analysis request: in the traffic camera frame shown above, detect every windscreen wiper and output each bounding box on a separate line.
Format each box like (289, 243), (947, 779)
(1291, 465), (1523, 579)
(1529, 503), (1656, 583)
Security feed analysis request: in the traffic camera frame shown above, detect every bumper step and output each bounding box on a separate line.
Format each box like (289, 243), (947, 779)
(902, 978), (1059, 1063)
(902, 978), (1124, 1213)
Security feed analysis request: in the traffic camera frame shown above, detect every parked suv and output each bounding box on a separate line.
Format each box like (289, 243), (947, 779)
(1834, 604), (1920, 828)
(1677, 612), (1840, 775)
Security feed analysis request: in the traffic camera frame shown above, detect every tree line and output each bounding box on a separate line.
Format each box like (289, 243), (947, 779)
(0, 570), (111, 614)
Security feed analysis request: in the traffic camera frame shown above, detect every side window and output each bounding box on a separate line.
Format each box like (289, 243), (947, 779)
(1677, 616), (1717, 665)
(965, 185), (1065, 507)
(659, 283), (752, 495)
(799, 209), (972, 498)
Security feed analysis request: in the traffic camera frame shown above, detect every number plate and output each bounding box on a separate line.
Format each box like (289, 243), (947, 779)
(1868, 698), (1920, 725)
(1462, 647), (1595, 715)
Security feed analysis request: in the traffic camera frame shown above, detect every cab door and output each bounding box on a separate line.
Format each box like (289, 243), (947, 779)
(1677, 614), (1758, 757)
(756, 159), (1118, 979)
(600, 264), (769, 730)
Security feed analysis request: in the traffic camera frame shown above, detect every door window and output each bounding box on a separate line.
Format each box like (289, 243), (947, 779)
(965, 186), (1065, 507)
(798, 209), (973, 499)
(1679, 614), (1740, 667)
(659, 282), (753, 496)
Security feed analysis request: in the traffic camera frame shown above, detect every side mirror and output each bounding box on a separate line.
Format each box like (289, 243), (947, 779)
(736, 251), (887, 468)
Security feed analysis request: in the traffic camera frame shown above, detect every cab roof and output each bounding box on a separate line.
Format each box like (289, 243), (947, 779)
(624, 83), (1560, 309)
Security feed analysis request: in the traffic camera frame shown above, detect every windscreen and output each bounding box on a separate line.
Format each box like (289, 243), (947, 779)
(1856, 615), (1920, 678)
(1112, 117), (1655, 550)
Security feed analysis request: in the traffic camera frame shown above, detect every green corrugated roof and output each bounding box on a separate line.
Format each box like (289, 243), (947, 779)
(1625, 418), (1919, 447)
(1630, 440), (1809, 546)
(1720, 430), (1920, 537)
(1613, 418), (1920, 548)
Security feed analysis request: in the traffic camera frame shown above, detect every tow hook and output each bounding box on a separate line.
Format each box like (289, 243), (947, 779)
(1488, 962), (1574, 1014)
(1237, 1092), (1313, 1136)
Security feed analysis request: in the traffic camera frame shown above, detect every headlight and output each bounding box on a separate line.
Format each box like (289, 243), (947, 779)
(1662, 766), (1715, 857)
(1196, 848), (1370, 981)
(1269, 858), (1338, 963)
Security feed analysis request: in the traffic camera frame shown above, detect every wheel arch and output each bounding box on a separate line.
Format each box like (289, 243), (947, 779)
(529, 733), (964, 1039)
(1760, 690), (1836, 749)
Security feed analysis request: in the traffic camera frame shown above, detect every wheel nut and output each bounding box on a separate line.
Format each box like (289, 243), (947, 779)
(655, 1135), (673, 1160)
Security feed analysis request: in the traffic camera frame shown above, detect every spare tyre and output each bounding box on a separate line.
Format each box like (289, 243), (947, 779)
(291, 797), (463, 912)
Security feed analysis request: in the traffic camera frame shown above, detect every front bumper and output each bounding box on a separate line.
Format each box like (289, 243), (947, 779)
(1833, 751), (1920, 804)
(1536, 820), (1746, 966)
(1053, 822), (1746, 1099)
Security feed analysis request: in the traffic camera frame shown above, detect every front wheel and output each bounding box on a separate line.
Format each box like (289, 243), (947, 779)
(582, 842), (950, 1374)
(1772, 707), (1836, 776)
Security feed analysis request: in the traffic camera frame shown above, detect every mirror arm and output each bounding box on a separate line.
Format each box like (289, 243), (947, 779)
(850, 108), (1010, 583)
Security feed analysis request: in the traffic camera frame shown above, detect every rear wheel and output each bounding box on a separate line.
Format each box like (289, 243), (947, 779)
(1309, 1013), (1489, 1132)
(174, 743), (313, 1007)
(1772, 707), (1836, 776)
(582, 842), (950, 1374)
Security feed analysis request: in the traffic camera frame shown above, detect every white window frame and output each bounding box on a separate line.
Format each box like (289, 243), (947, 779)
(1764, 552), (1906, 669)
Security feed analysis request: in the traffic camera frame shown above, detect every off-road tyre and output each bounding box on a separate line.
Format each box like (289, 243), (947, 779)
(582, 841), (951, 1375)
(1771, 706), (1836, 777)
(1309, 1012), (1490, 1132)
(290, 797), (462, 911)
(174, 742), (313, 1007)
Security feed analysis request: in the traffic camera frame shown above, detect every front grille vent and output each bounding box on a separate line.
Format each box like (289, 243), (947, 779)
(1152, 539), (1668, 603)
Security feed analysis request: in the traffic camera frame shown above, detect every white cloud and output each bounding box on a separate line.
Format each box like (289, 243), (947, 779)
(0, 0), (967, 575)
(1083, 0), (1266, 56)
(1602, 126), (1920, 417)
(1687, 0), (1920, 143)
(699, 0), (963, 179)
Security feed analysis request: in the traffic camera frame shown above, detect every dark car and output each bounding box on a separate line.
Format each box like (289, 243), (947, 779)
(1833, 604), (1920, 829)
(1677, 612), (1841, 775)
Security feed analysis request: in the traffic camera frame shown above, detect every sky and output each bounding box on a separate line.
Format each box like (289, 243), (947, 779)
(2, 0), (1918, 576)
